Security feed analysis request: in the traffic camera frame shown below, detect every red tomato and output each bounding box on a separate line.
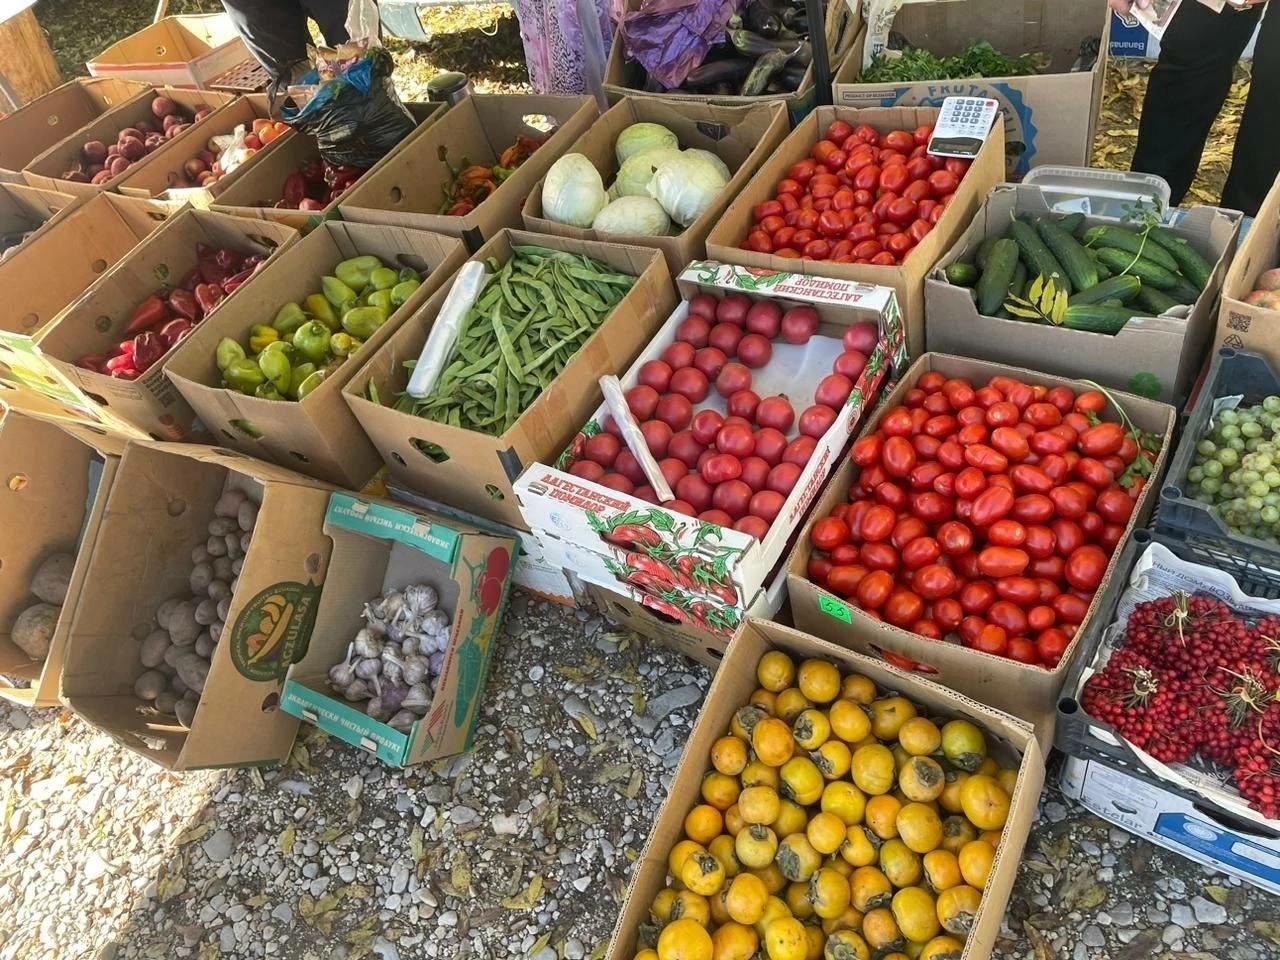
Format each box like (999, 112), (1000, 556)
(1079, 422), (1125, 458)
(934, 598), (963, 631)
(937, 521), (973, 556)
(973, 624), (1009, 656)
(886, 232), (915, 257)
(932, 469), (956, 498)
(1075, 457), (1115, 489)
(856, 569), (895, 609)
(881, 436), (916, 479)
(990, 426), (1030, 462)
(1096, 487), (1134, 525)
(970, 486), (1014, 527)
(826, 565), (867, 598)
(861, 542), (899, 572)
(1036, 628), (1070, 667)
(884, 130), (915, 153)
(853, 239), (883, 261)
(884, 589), (925, 627)
(954, 466), (987, 501)
(977, 547), (1030, 578)
(753, 200), (784, 221)
(1052, 519), (1085, 556)
(776, 177), (803, 197)
(959, 580), (996, 615)
(1023, 524), (1057, 559)
(880, 164), (910, 194)
(945, 158), (971, 176)
(1049, 485), (1088, 520)
(914, 564), (957, 600)
(1052, 593), (1088, 626)
(988, 601), (1028, 636)
(928, 170), (960, 196)
(1065, 545), (1108, 591)
(987, 519), (1027, 548)
(859, 504), (896, 542)
(744, 230), (773, 254)
(907, 219), (932, 244)
(913, 125), (933, 145)
(891, 516), (928, 551)
(911, 492), (954, 524)
(854, 164), (882, 192)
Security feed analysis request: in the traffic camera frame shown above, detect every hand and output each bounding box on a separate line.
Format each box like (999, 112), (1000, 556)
(1108, 0), (1150, 12)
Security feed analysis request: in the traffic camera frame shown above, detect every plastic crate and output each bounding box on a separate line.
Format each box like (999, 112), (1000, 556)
(1155, 347), (1280, 588)
(1055, 527), (1280, 840)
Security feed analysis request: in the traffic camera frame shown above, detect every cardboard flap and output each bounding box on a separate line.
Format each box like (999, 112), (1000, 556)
(89, 15), (243, 67)
(0, 79), (150, 175)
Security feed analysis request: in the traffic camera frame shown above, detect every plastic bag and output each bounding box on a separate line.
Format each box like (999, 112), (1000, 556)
(281, 45), (416, 170)
(620, 0), (739, 90)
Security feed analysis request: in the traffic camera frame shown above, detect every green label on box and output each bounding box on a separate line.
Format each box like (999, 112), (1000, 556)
(326, 493), (459, 563)
(818, 594), (852, 624)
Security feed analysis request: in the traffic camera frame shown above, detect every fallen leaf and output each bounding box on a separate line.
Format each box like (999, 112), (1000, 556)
(289, 743), (313, 773)
(1022, 922), (1053, 960)
(280, 823), (296, 855)
(451, 852), (471, 894)
(1203, 885), (1229, 906)
(198, 944), (219, 960)
(246, 894), (270, 908)
(622, 769), (643, 800)
(529, 934), (551, 955)
(591, 764), (632, 785)
(1121, 929), (1163, 960)
(409, 824), (425, 864)
(501, 874), (544, 910)
(576, 713), (598, 741)
(529, 753), (547, 778)
(1252, 920), (1280, 945)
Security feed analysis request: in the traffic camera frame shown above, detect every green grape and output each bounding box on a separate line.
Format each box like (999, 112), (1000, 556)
(1197, 439), (1217, 456)
(1203, 459), (1223, 478)
(1264, 396), (1280, 414)
(1262, 505), (1279, 525)
(1188, 466), (1205, 484)
(1200, 477), (1221, 495)
(1229, 437), (1246, 452)
(1220, 409), (1240, 425)
(1220, 423), (1241, 440)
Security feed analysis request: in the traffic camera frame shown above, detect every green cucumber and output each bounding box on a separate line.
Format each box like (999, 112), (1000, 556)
(1009, 219), (1071, 295)
(1149, 227), (1213, 291)
(1061, 304), (1134, 335)
(1068, 274), (1142, 307)
(1093, 247), (1180, 290)
(1135, 286), (1183, 315)
(1037, 218), (1099, 292)
(1083, 225), (1180, 273)
(976, 238), (1019, 316)
(944, 262), (979, 287)
(1055, 212), (1086, 237)
(1010, 260), (1028, 301)
(975, 236), (1001, 272)
(1169, 277), (1202, 304)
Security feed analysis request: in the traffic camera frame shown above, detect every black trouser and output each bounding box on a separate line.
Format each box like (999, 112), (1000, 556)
(1132, 2), (1278, 215)
(221, 0), (351, 81)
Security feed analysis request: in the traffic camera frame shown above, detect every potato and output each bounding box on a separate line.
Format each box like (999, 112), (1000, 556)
(208, 517), (237, 537)
(174, 695), (197, 728)
(12, 603), (59, 658)
(231, 557), (244, 576)
(139, 629), (171, 668)
(134, 669), (167, 701)
(154, 691), (178, 714)
(174, 651), (209, 693)
(168, 601), (200, 646)
(156, 598), (182, 631)
(237, 501), (258, 532)
(31, 552), (75, 604)
(212, 556), (234, 581)
(216, 596), (232, 622)
(171, 674), (188, 696)
(189, 563), (214, 596)
(207, 579), (231, 602)
(163, 644), (184, 668)
(206, 535), (228, 558)
(191, 545), (211, 567)
(194, 631), (215, 658)
(210, 621), (224, 644)
(195, 597), (219, 626)
(214, 489), (247, 519)
(225, 533), (242, 559)
(239, 531), (253, 555)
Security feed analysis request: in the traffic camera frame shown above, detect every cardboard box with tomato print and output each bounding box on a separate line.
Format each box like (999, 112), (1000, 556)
(280, 493), (517, 767)
(514, 261), (906, 640)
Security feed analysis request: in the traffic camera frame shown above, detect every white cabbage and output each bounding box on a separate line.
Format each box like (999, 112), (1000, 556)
(591, 196), (672, 237)
(647, 151), (730, 227)
(684, 148), (731, 182)
(542, 153), (607, 227)
(614, 146), (682, 198)
(614, 122), (678, 165)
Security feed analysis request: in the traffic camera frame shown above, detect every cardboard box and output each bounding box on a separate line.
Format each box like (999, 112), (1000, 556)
(606, 617), (1046, 960)
(514, 261), (903, 637)
(786, 353), (1176, 749)
(520, 98), (788, 277)
(338, 94), (598, 249)
(1215, 174), (1280, 364)
(0, 409), (126, 707)
(86, 15), (251, 90)
(280, 493), (517, 766)
(115, 94), (282, 207)
(166, 221), (467, 487)
(36, 209), (300, 441)
(927, 181), (1241, 403)
(1061, 756), (1280, 895)
(834, 0), (1109, 178)
(210, 101), (447, 233)
(706, 106), (1006, 359)
(0, 78), (149, 181)
(23, 87), (239, 200)
(60, 442), (333, 770)
(385, 479), (578, 606)
(0, 182), (77, 254)
(342, 229), (677, 527)
(603, 0), (860, 125)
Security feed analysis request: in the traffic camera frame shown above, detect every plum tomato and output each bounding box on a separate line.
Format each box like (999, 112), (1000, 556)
(856, 569), (894, 609)
(977, 546), (1030, 578)
(1065, 544), (1108, 591)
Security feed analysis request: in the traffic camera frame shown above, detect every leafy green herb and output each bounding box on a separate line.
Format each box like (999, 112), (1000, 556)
(862, 40), (1049, 83)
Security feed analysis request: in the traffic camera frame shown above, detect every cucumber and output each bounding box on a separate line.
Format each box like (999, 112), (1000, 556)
(1009, 219), (1072, 295)
(1037, 218), (1098, 292)
(975, 236), (1001, 272)
(1010, 260), (1028, 301)
(1135, 286), (1183, 315)
(976, 238), (1019, 316)
(944, 262), (979, 287)
(1061, 304), (1134, 335)
(1169, 277), (1202, 304)
(1068, 274), (1142, 307)
(1055, 212), (1087, 237)
(1083, 225), (1180, 273)
(1093, 247), (1180, 290)
(1149, 227), (1213, 291)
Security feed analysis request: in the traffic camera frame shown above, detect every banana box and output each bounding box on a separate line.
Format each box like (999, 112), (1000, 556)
(280, 493), (516, 767)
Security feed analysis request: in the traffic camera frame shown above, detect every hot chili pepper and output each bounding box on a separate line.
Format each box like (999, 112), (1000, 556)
(216, 338), (246, 372)
(271, 302), (307, 336)
(124, 294), (170, 336)
(223, 358), (265, 394)
(131, 332), (165, 373)
(292, 321), (332, 365)
(166, 288), (199, 321)
(248, 324), (279, 354)
(195, 283), (225, 315)
(304, 294), (338, 330)
(159, 318), (194, 349)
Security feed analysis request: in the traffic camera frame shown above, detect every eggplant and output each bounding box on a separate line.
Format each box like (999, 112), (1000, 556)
(728, 28), (806, 59)
(684, 56), (754, 88)
(741, 48), (791, 96)
(744, 0), (783, 37)
(778, 60), (807, 89)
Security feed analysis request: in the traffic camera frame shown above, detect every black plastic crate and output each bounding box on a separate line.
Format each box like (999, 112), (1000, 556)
(1156, 347), (1280, 589)
(1055, 528), (1280, 840)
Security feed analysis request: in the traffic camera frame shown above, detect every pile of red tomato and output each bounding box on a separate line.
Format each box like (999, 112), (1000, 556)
(740, 121), (970, 265)
(806, 371), (1161, 667)
(568, 292), (881, 541)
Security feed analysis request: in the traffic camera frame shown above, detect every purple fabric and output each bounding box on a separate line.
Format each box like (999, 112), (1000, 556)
(620, 0), (741, 89)
(516, 0), (613, 95)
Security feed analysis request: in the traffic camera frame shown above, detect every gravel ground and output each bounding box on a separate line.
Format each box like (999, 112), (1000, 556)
(4, 595), (1280, 959)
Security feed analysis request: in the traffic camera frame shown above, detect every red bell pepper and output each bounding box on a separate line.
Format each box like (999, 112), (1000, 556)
(167, 288), (199, 321)
(123, 294), (170, 336)
(77, 354), (108, 373)
(221, 267), (256, 296)
(300, 158), (325, 185)
(283, 172), (307, 207)
(109, 366), (140, 381)
(131, 332), (165, 373)
(105, 353), (134, 373)
(180, 267), (201, 291)
(159, 318), (194, 349)
(214, 248), (243, 274)
(194, 283), (225, 315)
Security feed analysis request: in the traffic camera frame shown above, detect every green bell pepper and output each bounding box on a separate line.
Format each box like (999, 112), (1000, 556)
(321, 275), (357, 312)
(254, 382), (284, 401)
(224, 358), (265, 394)
(334, 255), (382, 293)
(390, 277), (420, 308)
(296, 368), (327, 400)
(369, 266), (399, 291)
(248, 324), (279, 355)
(260, 339), (294, 357)
(304, 293), (339, 330)
(329, 332), (357, 358)
(258, 348), (292, 394)
(292, 321), (333, 365)
(215, 338), (246, 372)
(366, 289), (394, 314)
(398, 267), (419, 283)
(341, 306), (388, 341)
(287, 362), (317, 400)
(272, 302), (307, 337)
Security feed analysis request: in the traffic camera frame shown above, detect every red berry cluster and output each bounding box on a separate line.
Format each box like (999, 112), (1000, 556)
(569, 291), (880, 541)
(1082, 594), (1280, 820)
(806, 372), (1160, 667)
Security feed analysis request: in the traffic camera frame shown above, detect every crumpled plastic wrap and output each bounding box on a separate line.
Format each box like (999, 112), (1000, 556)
(620, 0), (741, 90)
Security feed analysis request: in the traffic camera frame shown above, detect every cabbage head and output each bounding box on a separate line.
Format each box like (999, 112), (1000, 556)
(591, 196), (672, 237)
(614, 122), (678, 165)
(542, 153), (607, 227)
(684, 148), (731, 182)
(647, 151), (730, 227)
(614, 146), (681, 198)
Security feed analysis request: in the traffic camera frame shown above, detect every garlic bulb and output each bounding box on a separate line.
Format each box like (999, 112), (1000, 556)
(405, 584), (438, 615)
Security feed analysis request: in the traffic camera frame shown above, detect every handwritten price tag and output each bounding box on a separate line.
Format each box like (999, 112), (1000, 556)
(818, 594), (853, 624)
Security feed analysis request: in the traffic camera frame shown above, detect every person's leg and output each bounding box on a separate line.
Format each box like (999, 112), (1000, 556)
(1131, 1), (1261, 206)
(300, 0), (352, 46)
(220, 0), (312, 80)
(1222, 8), (1280, 215)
